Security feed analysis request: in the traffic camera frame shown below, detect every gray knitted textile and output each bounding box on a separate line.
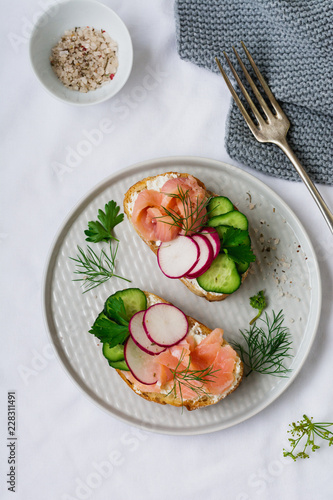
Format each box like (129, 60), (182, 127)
(175, 0), (333, 185)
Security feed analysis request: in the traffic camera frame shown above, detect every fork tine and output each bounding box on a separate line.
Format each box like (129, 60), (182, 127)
(222, 51), (265, 128)
(215, 57), (258, 135)
(240, 41), (284, 117)
(232, 45), (272, 120)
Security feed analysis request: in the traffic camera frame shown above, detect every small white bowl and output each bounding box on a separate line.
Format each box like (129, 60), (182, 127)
(29, 0), (133, 105)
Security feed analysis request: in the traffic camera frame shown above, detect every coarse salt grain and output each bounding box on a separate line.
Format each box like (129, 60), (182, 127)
(50, 27), (118, 93)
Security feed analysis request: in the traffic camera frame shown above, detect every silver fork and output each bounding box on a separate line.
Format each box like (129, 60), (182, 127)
(215, 41), (333, 234)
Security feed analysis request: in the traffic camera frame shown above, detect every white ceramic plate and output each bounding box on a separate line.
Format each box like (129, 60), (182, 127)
(43, 156), (321, 435)
(29, 0), (133, 105)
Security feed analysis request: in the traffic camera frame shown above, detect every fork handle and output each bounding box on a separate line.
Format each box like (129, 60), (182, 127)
(276, 138), (333, 234)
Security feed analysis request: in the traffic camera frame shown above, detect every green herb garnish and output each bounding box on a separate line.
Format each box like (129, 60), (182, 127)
(220, 227), (249, 247)
(85, 200), (124, 243)
(232, 310), (292, 377)
(221, 227), (256, 266)
(249, 290), (267, 325)
(89, 309), (129, 347)
(159, 186), (210, 235)
(167, 350), (219, 407)
(283, 415), (333, 461)
(70, 242), (130, 293)
(104, 295), (129, 326)
(224, 245), (256, 265)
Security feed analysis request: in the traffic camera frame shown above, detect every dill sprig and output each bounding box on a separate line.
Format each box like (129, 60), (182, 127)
(70, 242), (130, 293)
(283, 415), (333, 461)
(231, 310), (293, 377)
(158, 186), (210, 235)
(167, 350), (219, 407)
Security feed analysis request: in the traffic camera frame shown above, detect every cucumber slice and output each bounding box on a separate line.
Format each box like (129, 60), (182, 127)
(208, 212), (248, 231)
(105, 288), (147, 322)
(197, 254), (241, 294)
(102, 343), (125, 362)
(215, 227), (252, 272)
(108, 359), (129, 371)
(236, 261), (250, 274)
(208, 196), (234, 218)
(215, 225), (229, 240)
(215, 225), (251, 246)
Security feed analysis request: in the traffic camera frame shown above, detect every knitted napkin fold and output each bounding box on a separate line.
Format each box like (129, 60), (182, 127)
(175, 0), (333, 185)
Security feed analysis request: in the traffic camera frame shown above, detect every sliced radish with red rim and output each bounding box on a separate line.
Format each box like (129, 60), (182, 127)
(143, 303), (188, 347)
(124, 337), (159, 385)
(200, 227), (220, 259)
(129, 310), (166, 355)
(185, 233), (214, 279)
(157, 236), (199, 279)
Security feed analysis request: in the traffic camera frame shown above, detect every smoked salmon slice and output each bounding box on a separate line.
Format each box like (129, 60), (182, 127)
(131, 176), (209, 242)
(124, 328), (238, 400)
(131, 190), (181, 242)
(161, 176), (208, 234)
(160, 176), (206, 203)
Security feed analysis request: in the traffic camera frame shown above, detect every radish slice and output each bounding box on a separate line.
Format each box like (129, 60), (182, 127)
(143, 303), (188, 347)
(185, 234), (214, 279)
(129, 310), (166, 355)
(157, 236), (199, 279)
(124, 337), (159, 385)
(200, 227), (221, 259)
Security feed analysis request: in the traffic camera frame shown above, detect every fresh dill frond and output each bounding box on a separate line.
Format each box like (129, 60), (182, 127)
(231, 310), (292, 377)
(283, 415), (333, 461)
(166, 350), (219, 407)
(70, 242), (130, 293)
(249, 290), (267, 325)
(158, 186), (210, 235)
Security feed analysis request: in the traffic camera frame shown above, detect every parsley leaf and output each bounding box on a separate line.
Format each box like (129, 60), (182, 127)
(85, 200), (124, 243)
(224, 245), (256, 264)
(221, 227), (250, 247)
(90, 296), (131, 348)
(89, 312), (129, 347)
(220, 227), (256, 265)
(104, 296), (129, 326)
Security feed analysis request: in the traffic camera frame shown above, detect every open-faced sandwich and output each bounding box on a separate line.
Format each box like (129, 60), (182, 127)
(124, 172), (255, 301)
(90, 288), (243, 411)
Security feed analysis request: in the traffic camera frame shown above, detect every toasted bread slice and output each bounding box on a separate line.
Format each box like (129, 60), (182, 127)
(117, 292), (243, 411)
(124, 171), (250, 301)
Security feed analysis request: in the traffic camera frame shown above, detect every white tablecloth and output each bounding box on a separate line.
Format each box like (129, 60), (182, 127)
(1, 1), (333, 499)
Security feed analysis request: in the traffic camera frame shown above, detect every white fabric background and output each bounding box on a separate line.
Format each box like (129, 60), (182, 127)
(1, 1), (333, 499)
